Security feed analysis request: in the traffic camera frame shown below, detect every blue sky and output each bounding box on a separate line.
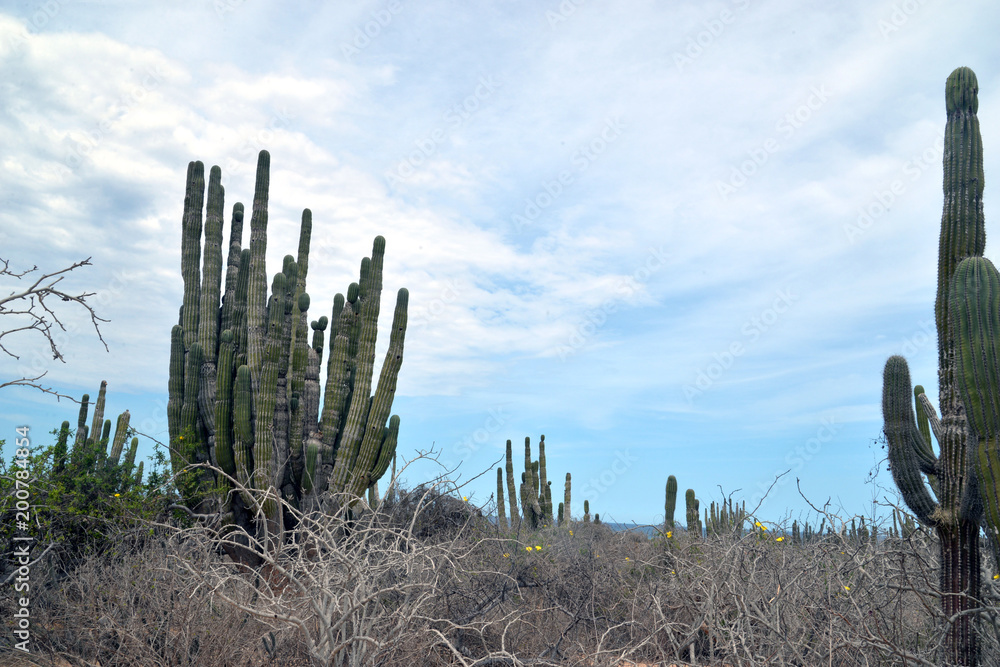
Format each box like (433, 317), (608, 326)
(2, 0), (999, 528)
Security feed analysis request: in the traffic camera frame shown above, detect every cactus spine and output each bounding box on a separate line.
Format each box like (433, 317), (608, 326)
(881, 67), (985, 665)
(167, 152), (408, 563)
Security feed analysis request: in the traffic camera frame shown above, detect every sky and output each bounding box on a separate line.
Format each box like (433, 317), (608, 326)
(2, 0), (999, 529)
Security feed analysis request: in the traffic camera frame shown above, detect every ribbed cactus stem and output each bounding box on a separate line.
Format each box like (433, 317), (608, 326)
(180, 161), (205, 351)
(882, 356), (937, 524)
(109, 410), (131, 464)
(50, 421), (69, 474)
(665, 475), (677, 529)
(506, 439), (519, 528)
(88, 380), (107, 447)
(583, 499), (590, 524)
(538, 434), (548, 521)
(564, 472), (571, 525)
(497, 467), (507, 530)
(74, 394), (89, 451)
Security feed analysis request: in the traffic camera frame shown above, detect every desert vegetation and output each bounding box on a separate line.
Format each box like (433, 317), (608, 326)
(8, 65), (1000, 666)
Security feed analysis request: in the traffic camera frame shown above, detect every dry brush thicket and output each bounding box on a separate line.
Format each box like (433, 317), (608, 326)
(7, 477), (1000, 666)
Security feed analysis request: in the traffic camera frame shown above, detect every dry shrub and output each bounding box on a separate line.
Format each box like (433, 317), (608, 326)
(15, 530), (309, 666)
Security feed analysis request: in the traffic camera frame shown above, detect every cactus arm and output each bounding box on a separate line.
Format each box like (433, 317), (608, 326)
(246, 150), (271, 397)
(506, 439), (519, 527)
(220, 203), (244, 336)
(197, 165), (225, 438)
(181, 161), (205, 351)
(109, 410), (130, 464)
(167, 325), (185, 462)
(883, 355), (938, 525)
(53, 421), (69, 474)
(232, 364), (255, 506)
(497, 468), (507, 530)
(73, 394), (89, 451)
(329, 238), (386, 496)
(950, 256), (1000, 538)
(347, 287), (407, 497)
(214, 329), (237, 478)
(88, 380), (107, 446)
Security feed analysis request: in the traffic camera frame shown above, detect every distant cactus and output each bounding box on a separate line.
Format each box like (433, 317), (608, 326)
(664, 475), (677, 529)
(583, 499), (591, 524)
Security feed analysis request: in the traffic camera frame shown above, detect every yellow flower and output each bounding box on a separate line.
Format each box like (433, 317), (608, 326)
(994, 574), (999, 580)
(178, 436), (184, 441)
(844, 586), (850, 591)
(462, 496), (468, 502)
(775, 536), (784, 542)
(503, 553), (509, 558)
(624, 557), (630, 561)
(569, 530), (574, 536)
(525, 547), (532, 552)
(535, 545), (542, 551)
(596, 554), (600, 558)
(666, 531), (672, 538)
(114, 493), (120, 497)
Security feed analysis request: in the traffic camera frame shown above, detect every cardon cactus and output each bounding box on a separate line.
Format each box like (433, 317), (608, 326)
(167, 152), (408, 565)
(880, 67), (986, 665)
(664, 475), (677, 529)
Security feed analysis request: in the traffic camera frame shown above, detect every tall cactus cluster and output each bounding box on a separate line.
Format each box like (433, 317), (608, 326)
(705, 498), (746, 538)
(881, 67), (988, 666)
(496, 435), (580, 530)
(167, 151), (408, 560)
(684, 488), (702, 537)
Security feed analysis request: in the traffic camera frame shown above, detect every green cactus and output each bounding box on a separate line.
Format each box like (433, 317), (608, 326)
(583, 499), (590, 524)
(564, 472), (571, 526)
(557, 501), (564, 526)
(685, 489), (699, 537)
(664, 475), (677, 529)
(504, 439), (519, 528)
(496, 467), (507, 530)
(880, 67), (986, 665)
(53, 421), (70, 475)
(166, 152), (408, 562)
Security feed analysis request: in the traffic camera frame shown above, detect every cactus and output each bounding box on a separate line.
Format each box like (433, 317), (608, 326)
(593, 513), (600, 525)
(557, 501), (564, 526)
(583, 499), (590, 524)
(166, 152), (408, 562)
(53, 421), (70, 475)
(505, 439), (519, 529)
(685, 489), (700, 538)
(664, 475), (677, 529)
(564, 472), (571, 526)
(496, 467), (507, 531)
(880, 67), (986, 665)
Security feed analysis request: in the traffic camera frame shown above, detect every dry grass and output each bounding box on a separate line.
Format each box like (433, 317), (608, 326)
(6, 484), (1000, 666)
